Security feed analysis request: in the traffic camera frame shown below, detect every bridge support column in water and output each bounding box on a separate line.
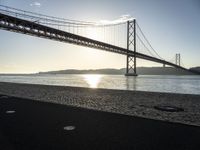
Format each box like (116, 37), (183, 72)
(125, 19), (138, 76)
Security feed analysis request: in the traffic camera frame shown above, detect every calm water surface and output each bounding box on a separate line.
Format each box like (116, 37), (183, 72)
(0, 74), (200, 95)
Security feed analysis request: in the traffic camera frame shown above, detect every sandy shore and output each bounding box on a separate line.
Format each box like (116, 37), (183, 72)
(0, 82), (200, 126)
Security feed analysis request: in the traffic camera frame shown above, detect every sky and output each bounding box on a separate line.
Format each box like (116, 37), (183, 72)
(0, 0), (200, 73)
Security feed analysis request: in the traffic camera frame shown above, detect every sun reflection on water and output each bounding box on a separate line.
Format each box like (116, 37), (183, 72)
(83, 74), (103, 88)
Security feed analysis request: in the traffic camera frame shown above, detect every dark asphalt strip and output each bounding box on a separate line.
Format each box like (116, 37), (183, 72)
(0, 95), (200, 150)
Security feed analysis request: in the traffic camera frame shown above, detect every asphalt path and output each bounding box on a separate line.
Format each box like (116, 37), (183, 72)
(0, 94), (200, 150)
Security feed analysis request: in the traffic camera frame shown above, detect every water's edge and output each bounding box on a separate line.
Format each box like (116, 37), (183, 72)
(0, 74), (200, 95)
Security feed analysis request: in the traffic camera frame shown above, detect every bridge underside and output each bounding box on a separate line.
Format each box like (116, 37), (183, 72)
(0, 13), (193, 74)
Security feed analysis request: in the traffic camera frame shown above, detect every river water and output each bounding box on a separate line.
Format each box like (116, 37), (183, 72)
(0, 74), (200, 95)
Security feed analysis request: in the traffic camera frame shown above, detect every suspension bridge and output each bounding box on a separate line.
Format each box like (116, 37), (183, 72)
(0, 5), (198, 75)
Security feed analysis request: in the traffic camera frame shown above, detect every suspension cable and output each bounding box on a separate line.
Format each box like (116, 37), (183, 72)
(136, 22), (163, 60)
(136, 34), (155, 57)
(0, 5), (127, 27)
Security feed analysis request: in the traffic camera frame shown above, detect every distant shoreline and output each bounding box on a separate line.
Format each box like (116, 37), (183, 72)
(37, 66), (200, 75)
(0, 73), (197, 75)
(1, 66), (200, 75)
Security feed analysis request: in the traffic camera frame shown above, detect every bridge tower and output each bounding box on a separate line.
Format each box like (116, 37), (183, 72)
(125, 19), (137, 76)
(175, 53), (181, 66)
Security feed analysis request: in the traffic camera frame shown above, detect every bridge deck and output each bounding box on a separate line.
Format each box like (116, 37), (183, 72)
(0, 12), (195, 73)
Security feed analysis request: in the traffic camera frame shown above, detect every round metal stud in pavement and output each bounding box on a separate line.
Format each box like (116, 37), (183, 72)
(6, 110), (16, 114)
(63, 126), (76, 131)
(0, 95), (9, 99)
(154, 105), (184, 112)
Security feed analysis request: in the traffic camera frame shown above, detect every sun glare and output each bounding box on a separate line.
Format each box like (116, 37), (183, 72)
(83, 74), (103, 88)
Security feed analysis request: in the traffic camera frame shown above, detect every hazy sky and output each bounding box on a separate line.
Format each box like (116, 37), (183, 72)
(0, 0), (200, 73)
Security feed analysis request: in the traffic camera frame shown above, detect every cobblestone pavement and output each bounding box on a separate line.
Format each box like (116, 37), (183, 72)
(0, 82), (200, 126)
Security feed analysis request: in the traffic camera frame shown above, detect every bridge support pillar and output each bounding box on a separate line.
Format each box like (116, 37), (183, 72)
(125, 19), (137, 76)
(175, 53), (181, 66)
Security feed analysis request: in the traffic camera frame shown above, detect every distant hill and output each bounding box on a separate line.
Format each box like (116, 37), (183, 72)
(38, 67), (196, 75)
(39, 68), (123, 74)
(189, 67), (200, 74)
